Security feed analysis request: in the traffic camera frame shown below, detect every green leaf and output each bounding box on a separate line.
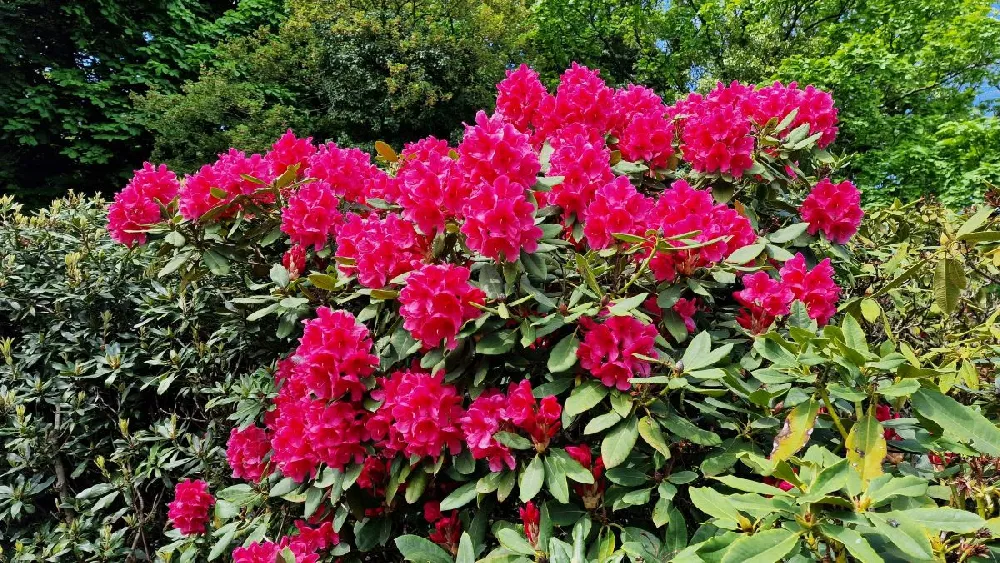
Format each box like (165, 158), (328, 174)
(549, 448), (594, 484)
(720, 529), (799, 563)
(767, 223), (809, 244)
(270, 263), (290, 287)
(638, 417), (671, 457)
(395, 535), (455, 563)
(547, 333), (580, 373)
(681, 331), (712, 370)
(659, 413), (721, 446)
(769, 399), (819, 462)
(440, 481), (478, 510)
(544, 454), (570, 503)
(158, 253), (189, 278)
(602, 416), (639, 469)
(456, 533), (475, 563)
(495, 432), (532, 450)
(846, 415), (887, 483)
(497, 528), (535, 556)
(817, 524), (883, 563)
(896, 507), (987, 533)
(584, 412), (622, 435)
(863, 475), (928, 507)
(564, 380), (609, 418)
(933, 257), (965, 315)
(725, 241), (766, 264)
(841, 313), (868, 355)
(912, 388), (1000, 455)
(202, 249), (230, 275)
(76, 483), (114, 500)
(713, 476), (790, 496)
(688, 487), (744, 527)
(308, 273), (338, 290)
(519, 455), (545, 503)
(575, 254), (602, 296)
(860, 298), (881, 323)
(867, 512), (933, 560)
(164, 231), (186, 247)
(956, 205), (994, 238)
(609, 292), (648, 315)
(208, 525), (237, 561)
(269, 477), (298, 498)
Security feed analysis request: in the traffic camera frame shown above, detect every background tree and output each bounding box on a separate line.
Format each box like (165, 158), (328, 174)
(0, 0), (284, 204)
(135, 0), (532, 173)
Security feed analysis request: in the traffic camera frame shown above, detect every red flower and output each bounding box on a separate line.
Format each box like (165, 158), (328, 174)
(399, 264), (485, 349)
(292, 307), (379, 402)
(367, 370), (466, 460)
(429, 510), (462, 551)
(462, 175), (543, 262)
(548, 124), (614, 220)
(676, 83), (756, 177)
(226, 425), (272, 482)
(179, 149), (273, 221)
(424, 500), (443, 523)
(461, 390), (516, 471)
(265, 129), (317, 178)
(875, 404), (902, 441)
(565, 444), (605, 508)
(335, 212), (428, 289)
(673, 298), (700, 333)
(577, 316), (658, 390)
(779, 253), (841, 325)
(458, 110), (540, 190)
(752, 81), (838, 149)
(281, 181), (342, 250)
(107, 162), (179, 246)
(583, 175), (654, 250)
(232, 541), (280, 563)
(618, 110), (674, 171)
(800, 178), (863, 244)
(520, 501), (541, 547)
(167, 479), (214, 535)
(649, 180), (756, 282)
(495, 64), (550, 134)
(396, 138), (468, 235)
(305, 142), (384, 204)
(282, 244), (307, 280)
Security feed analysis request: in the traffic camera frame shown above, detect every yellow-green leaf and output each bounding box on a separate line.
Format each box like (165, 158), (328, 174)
(770, 399), (820, 462)
(846, 415), (887, 483)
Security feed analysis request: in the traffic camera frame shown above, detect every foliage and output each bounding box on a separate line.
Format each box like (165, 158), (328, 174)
(85, 65), (1000, 563)
(135, 0), (532, 174)
(0, 0), (285, 204)
(0, 193), (285, 560)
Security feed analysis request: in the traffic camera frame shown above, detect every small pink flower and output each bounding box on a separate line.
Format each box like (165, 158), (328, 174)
(167, 479), (214, 535)
(521, 501), (541, 547)
(548, 123), (614, 220)
(292, 307), (379, 402)
(265, 129), (317, 178)
(179, 149), (273, 221)
(366, 370), (466, 460)
(335, 212), (428, 289)
(495, 64), (550, 134)
(461, 391), (516, 471)
(458, 110), (540, 190)
(305, 143), (385, 204)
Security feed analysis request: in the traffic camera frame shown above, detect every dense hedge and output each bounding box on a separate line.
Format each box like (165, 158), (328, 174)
(3, 64), (1000, 563)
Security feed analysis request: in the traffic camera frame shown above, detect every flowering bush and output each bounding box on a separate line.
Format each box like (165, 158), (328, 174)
(8, 64), (1000, 562)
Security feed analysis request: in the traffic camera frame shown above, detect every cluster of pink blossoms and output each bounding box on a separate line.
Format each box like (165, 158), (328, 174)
(734, 252), (841, 333)
(398, 264), (486, 349)
(461, 380), (562, 471)
(366, 370), (466, 459)
(232, 519), (339, 563)
(107, 162), (179, 246)
(799, 178), (864, 244)
(226, 425), (272, 482)
(649, 180), (757, 281)
(577, 316), (659, 390)
(166, 479), (214, 535)
(334, 212), (429, 289)
(583, 175), (654, 249)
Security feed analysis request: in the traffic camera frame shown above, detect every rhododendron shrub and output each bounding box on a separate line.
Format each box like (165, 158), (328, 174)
(106, 65), (1000, 563)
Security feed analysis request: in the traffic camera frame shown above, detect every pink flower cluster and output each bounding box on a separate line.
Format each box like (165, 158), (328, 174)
(167, 479), (214, 535)
(107, 162), (179, 246)
(398, 264), (486, 349)
(226, 425), (271, 482)
(305, 142), (385, 204)
(548, 124), (614, 220)
(266, 130), (317, 178)
(753, 81), (839, 148)
(281, 181), (342, 250)
(461, 175), (543, 262)
(292, 307), (380, 402)
(649, 180), (757, 281)
(734, 252), (841, 333)
(335, 212), (428, 289)
(461, 380), (562, 471)
(799, 178), (863, 244)
(583, 175), (653, 249)
(367, 370), (465, 459)
(232, 520), (339, 563)
(577, 316), (659, 390)
(395, 137), (468, 235)
(180, 149), (273, 221)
